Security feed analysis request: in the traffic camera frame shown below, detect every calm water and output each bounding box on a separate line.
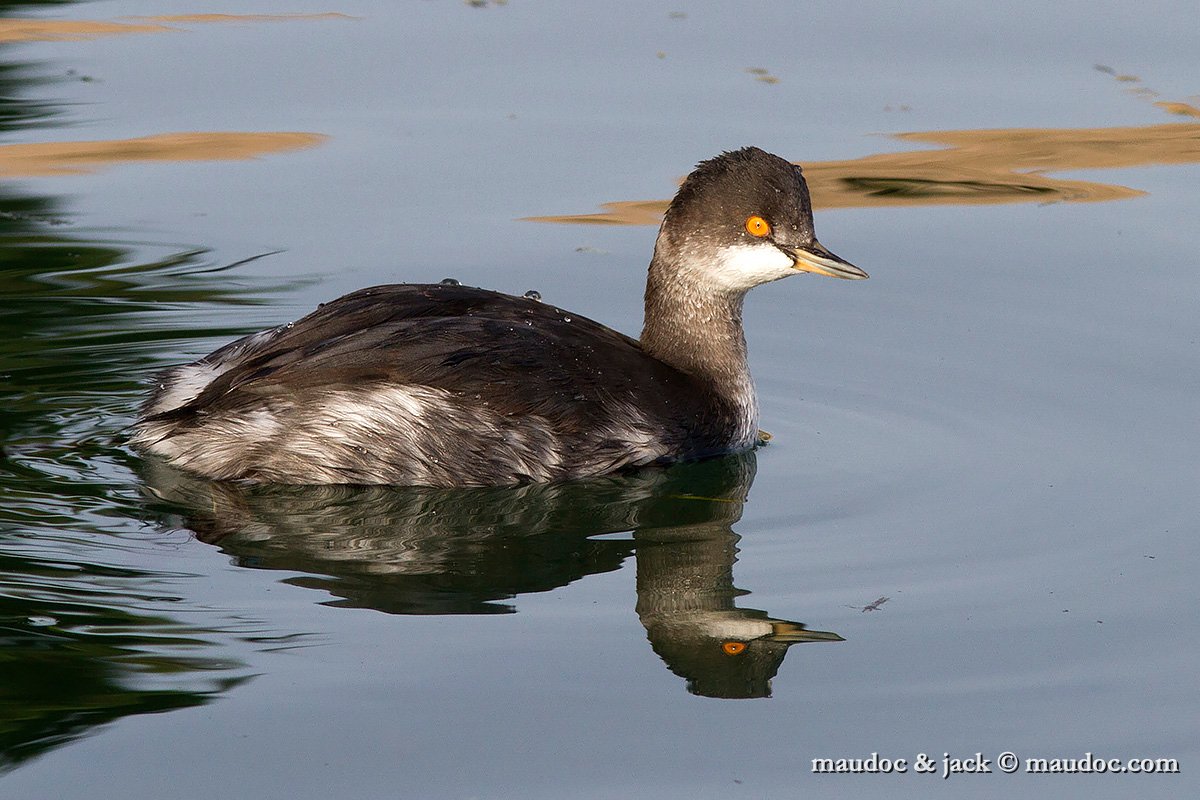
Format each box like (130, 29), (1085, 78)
(2, 1), (1197, 798)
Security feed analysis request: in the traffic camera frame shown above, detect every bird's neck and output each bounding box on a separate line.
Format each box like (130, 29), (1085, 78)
(640, 253), (758, 432)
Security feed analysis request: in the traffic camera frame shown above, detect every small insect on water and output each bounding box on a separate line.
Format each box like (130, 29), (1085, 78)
(856, 596), (890, 613)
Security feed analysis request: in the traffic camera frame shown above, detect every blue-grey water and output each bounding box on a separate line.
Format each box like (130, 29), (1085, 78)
(1, 2), (1197, 798)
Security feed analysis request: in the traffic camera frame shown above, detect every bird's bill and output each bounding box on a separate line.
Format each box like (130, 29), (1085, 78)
(767, 620), (845, 643)
(789, 241), (869, 280)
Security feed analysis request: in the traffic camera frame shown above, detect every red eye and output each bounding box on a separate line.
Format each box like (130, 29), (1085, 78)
(745, 216), (771, 237)
(722, 641), (747, 655)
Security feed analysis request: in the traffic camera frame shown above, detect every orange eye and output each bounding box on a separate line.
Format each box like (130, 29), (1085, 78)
(722, 641), (747, 655)
(744, 216), (771, 237)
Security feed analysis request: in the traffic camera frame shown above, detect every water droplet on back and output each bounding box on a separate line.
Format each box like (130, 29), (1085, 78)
(440, 277), (461, 286)
(523, 290), (541, 301)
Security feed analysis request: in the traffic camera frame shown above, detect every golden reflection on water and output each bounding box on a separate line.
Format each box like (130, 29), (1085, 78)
(530, 121), (1200, 225)
(1155, 102), (1200, 118)
(0, 13), (350, 43)
(0, 132), (327, 177)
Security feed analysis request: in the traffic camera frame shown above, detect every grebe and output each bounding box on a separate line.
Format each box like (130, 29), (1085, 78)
(131, 147), (867, 486)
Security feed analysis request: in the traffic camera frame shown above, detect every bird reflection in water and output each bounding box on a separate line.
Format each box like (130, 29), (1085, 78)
(140, 451), (841, 698)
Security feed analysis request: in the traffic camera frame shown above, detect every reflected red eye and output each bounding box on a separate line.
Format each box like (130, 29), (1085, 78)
(722, 641), (747, 655)
(744, 216), (771, 237)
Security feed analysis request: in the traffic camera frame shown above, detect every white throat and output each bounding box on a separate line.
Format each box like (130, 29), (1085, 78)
(699, 243), (795, 293)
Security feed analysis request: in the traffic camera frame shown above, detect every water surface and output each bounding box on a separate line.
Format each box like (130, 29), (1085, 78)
(1, 2), (1197, 798)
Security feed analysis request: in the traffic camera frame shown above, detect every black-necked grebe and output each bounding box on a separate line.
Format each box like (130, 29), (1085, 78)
(131, 147), (867, 486)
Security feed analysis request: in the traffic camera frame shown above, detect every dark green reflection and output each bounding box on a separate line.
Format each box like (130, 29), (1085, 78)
(0, 0), (308, 774)
(0, 212), (277, 770)
(0, 215), (287, 768)
(141, 453), (843, 698)
(0, 551), (251, 772)
(0, 219), (284, 770)
(0, 19), (292, 768)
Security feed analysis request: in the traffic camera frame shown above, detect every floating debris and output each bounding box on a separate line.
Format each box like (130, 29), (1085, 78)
(745, 67), (779, 84)
(65, 68), (99, 82)
(1096, 64), (1140, 83)
(1096, 65), (1198, 120)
